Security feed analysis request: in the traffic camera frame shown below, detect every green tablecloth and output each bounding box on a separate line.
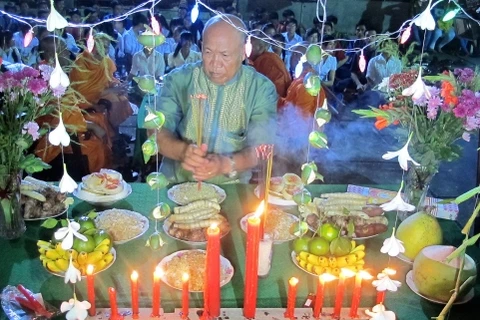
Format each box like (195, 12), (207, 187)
(1, 183), (479, 320)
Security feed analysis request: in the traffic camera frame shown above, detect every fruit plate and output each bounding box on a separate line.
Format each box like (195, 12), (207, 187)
(167, 182), (226, 205)
(162, 219), (230, 246)
(396, 252), (414, 265)
(46, 247), (116, 278)
(240, 211), (299, 244)
(406, 270), (474, 305)
(24, 206), (68, 222)
(306, 223), (386, 241)
(94, 209), (149, 245)
(254, 185), (296, 207)
(158, 249), (234, 292)
(73, 181), (132, 207)
(290, 251), (317, 277)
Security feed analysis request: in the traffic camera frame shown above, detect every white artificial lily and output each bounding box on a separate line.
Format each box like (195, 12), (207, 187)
(402, 70), (431, 100)
(49, 54), (70, 89)
(294, 55), (307, 79)
(365, 304), (396, 320)
(48, 114), (70, 147)
(413, 0), (436, 31)
(55, 219), (86, 250)
(59, 164), (78, 194)
(60, 296), (91, 320)
(64, 255), (82, 284)
(380, 228), (405, 257)
(380, 182), (416, 212)
(372, 273), (402, 292)
(382, 134), (419, 171)
(46, 3), (69, 32)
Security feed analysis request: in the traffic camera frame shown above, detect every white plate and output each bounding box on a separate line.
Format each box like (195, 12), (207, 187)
(158, 249), (234, 292)
(24, 206), (68, 221)
(254, 185), (296, 207)
(397, 252), (414, 265)
(46, 248), (116, 277)
(73, 181), (132, 206)
(240, 211), (299, 244)
(406, 270), (474, 305)
(162, 219), (230, 246)
(291, 251), (317, 276)
(167, 182), (226, 205)
(94, 209), (149, 245)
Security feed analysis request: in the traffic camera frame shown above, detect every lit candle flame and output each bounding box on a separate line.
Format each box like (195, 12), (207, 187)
(131, 270), (139, 281)
(254, 200), (265, 218)
(320, 273), (337, 282)
(383, 268), (396, 276)
(154, 267), (163, 278)
(210, 222), (218, 230)
(340, 268), (356, 278)
(358, 270), (373, 280)
(182, 273), (190, 282)
(289, 277), (299, 286)
(86, 264), (94, 275)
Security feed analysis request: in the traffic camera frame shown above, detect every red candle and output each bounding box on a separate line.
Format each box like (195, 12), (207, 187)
(284, 277), (299, 318)
(349, 271), (373, 317)
(313, 273), (336, 318)
(333, 268), (355, 317)
(205, 223), (221, 317)
(376, 268), (396, 305)
(182, 273), (190, 319)
(152, 268), (162, 317)
(243, 202), (263, 318)
(108, 287), (121, 320)
(86, 265), (96, 317)
(376, 291), (386, 305)
(130, 271), (139, 319)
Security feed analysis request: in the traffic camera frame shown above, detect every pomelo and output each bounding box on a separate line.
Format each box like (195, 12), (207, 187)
(396, 211), (442, 260)
(413, 245), (477, 302)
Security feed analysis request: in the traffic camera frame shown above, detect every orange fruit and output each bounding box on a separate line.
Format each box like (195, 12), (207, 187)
(72, 235), (96, 253)
(308, 237), (330, 256)
(319, 223), (340, 242)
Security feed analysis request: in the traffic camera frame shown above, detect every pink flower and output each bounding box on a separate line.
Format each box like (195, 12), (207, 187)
(21, 66), (40, 79)
(22, 121), (40, 140)
(454, 68), (474, 83)
(464, 116), (480, 131)
(27, 78), (48, 95)
(52, 85), (67, 97)
(38, 64), (54, 82)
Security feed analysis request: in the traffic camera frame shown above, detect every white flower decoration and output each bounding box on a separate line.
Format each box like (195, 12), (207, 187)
(46, 3), (69, 32)
(382, 135), (419, 171)
(377, 77), (390, 92)
(413, 0), (436, 31)
(402, 70), (431, 100)
(48, 113), (70, 147)
(55, 219), (87, 250)
(365, 304), (396, 320)
(61, 297), (91, 320)
(380, 228), (405, 257)
(49, 54), (70, 89)
(372, 273), (402, 292)
(380, 182), (416, 212)
(64, 255), (81, 284)
(59, 164), (78, 193)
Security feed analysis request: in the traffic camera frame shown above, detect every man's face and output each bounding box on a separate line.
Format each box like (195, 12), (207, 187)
(289, 50), (302, 72)
(366, 30), (377, 45)
(71, 13), (81, 23)
(264, 27), (275, 38)
(286, 22), (296, 34)
(114, 21), (124, 32)
(202, 23), (244, 85)
(324, 25), (333, 35)
(113, 5), (123, 16)
(323, 40), (335, 51)
(179, 7), (187, 19)
(356, 25), (366, 38)
(307, 32), (318, 44)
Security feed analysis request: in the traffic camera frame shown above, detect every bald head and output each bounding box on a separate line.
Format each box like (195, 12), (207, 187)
(203, 14), (247, 44)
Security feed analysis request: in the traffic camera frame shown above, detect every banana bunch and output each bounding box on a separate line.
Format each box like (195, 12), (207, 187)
(37, 239), (114, 275)
(296, 240), (366, 276)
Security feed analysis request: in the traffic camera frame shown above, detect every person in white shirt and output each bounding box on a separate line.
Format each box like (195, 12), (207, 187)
(1, 30), (22, 64)
(315, 35), (337, 87)
(123, 13), (148, 70)
(282, 18), (302, 72)
(13, 25), (39, 65)
(128, 47), (165, 80)
(366, 41), (402, 87)
(167, 31), (201, 70)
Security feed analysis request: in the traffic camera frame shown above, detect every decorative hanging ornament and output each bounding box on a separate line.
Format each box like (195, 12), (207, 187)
(146, 172), (169, 190)
(152, 16), (161, 35)
(400, 25), (412, 44)
(306, 44), (322, 66)
(294, 55), (307, 79)
(308, 131), (328, 149)
(245, 35), (252, 57)
(133, 75), (156, 93)
(359, 50), (366, 73)
(303, 72), (321, 96)
(49, 53), (70, 89)
(413, 0), (436, 31)
(24, 29), (34, 47)
(86, 28), (94, 53)
(46, 0), (69, 31)
(143, 108), (166, 130)
(48, 113), (70, 147)
(314, 108), (332, 127)
(191, 2), (199, 23)
(59, 164), (78, 194)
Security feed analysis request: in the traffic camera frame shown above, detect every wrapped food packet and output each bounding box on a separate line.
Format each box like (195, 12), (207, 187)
(1, 285), (59, 320)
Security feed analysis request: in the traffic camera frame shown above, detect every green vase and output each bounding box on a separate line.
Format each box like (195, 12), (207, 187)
(0, 173), (25, 239)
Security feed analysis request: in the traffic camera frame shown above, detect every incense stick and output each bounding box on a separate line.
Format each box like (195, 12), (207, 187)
(262, 145), (274, 237)
(197, 97), (204, 190)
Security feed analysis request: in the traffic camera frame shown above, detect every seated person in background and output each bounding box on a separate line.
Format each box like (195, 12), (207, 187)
(67, 8), (83, 41)
(167, 31), (202, 70)
(282, 18), (303, 72)
(155, 14), (277, 184)
(271, 33), (285, 59)
(13, 24), (39, 66)
(250, 34), (291, 99)
(305, 28), (319, 44)
(0, 30), (22, 64)
(315, 35), (337, 88)
(366, 40), (402, 87)
(123, 13), (148, 71)
(34, 36), (108, 179)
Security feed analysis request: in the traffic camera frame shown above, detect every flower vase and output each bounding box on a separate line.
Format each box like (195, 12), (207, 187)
(0, 173), (25, 239)
(399, 166), (437, 221)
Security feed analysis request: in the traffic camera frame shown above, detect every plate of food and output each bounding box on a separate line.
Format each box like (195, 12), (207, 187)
(158, 249), (234, 292)
(302, 192), (388, 240)
(167, 182), (226, 205)
(73, 169), (132, 206)
(94, 209), (149, 245)
(254, 173), (304, 206)
(21, 177), (70, 221)
(163, 199), (230, 245)
(240, 208), (299, 244)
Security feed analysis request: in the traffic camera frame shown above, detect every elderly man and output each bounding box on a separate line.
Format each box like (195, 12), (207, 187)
(155, 14), (277, 184)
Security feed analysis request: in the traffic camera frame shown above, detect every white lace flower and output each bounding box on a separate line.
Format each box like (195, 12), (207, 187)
(59, 164), (78, 194)
(49, 54), (70, 89)
(380, 182), (416, 212)
(372, 273), (402, 292)
(55, 219), (87, 250)
(61, 297), (91, 320)
(402, 70), (431, 100)
(382, 135), (419, 171)
(380, 228), (405, 257)
(46, 4), (69, 32)
(64, 255), (81, 284)
(377, 77), (390, 92)
(365, 304), (396, 320)
(413, 0), (436, 31)
(48, 114), (70, 147)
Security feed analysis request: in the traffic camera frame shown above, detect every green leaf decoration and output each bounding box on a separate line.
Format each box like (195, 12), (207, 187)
(151, 202), (171, 220)
(301, 162), (320, 184)
(146, 172), (169, 190)
(15, 138), (29, 149)
(41, 218), (59, 229)
(142, 135), (158, 164)
(138, 32), (166, 48)
(293, 188), (312, 205)
(143, 108), (166, 130)
(347, 220), (355, 237)
(454, 186), (480, 204)
(60, 219), (68, 227)
(303, 72), (321, 97)
(315, 108), (332, 127)
(309, 131), (328, 149)
(306, 44), (323, 66)
(291, 221), (309, 238)
(133, 75), (157, 93)
(146, 232), (165, 250)
(446, 233), (480, 262)
(86, 210), (98, 220)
